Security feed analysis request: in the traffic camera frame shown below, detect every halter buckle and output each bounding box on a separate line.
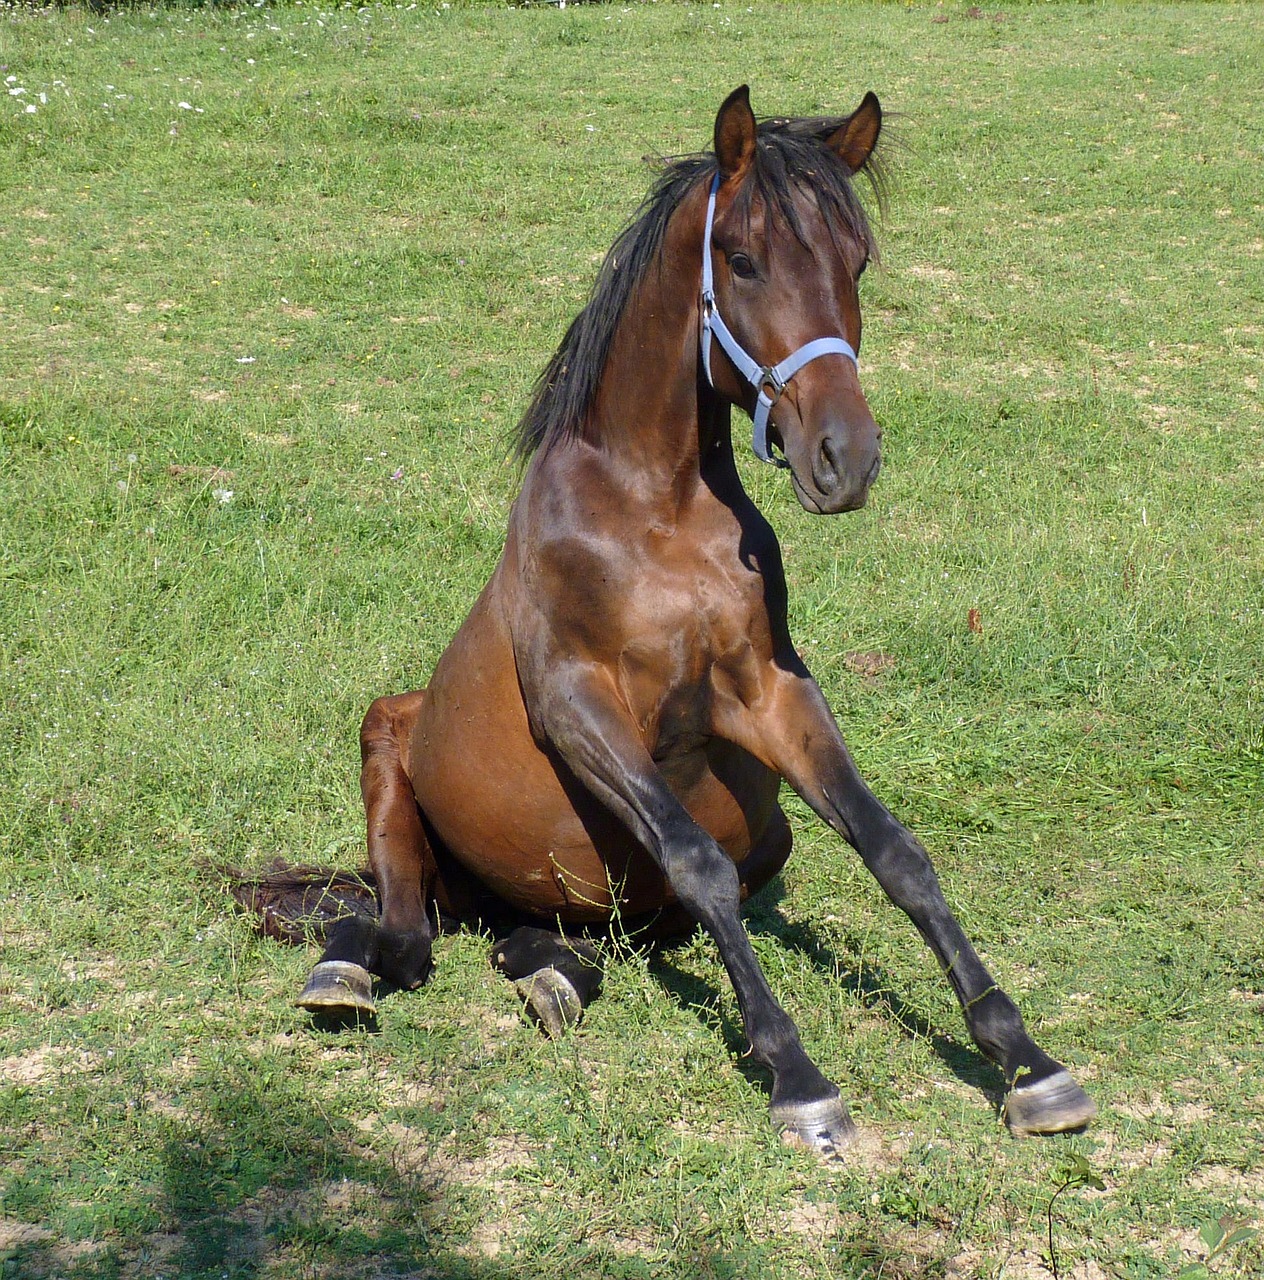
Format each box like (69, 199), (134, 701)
(758, 366), (785, 404)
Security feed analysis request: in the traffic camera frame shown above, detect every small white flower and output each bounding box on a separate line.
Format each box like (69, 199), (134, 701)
(235, 356), (256, 364)
(24, 104), (36, 114)
(212, 488), (234, 504)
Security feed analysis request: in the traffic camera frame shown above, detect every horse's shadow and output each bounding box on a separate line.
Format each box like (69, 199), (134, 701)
(647, 876), (1008, 1116)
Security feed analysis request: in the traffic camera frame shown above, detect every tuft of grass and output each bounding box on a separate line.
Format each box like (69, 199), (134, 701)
(2, 4), (1262, 1279)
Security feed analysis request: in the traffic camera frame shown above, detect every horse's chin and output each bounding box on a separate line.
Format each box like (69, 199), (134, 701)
(790, 467), (870, 515)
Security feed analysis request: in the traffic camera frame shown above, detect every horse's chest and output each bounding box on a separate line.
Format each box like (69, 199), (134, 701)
(615, 559), (767, 752)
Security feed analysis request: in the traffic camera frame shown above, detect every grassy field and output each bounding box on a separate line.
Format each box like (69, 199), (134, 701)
(2, 2), (1262, 1277)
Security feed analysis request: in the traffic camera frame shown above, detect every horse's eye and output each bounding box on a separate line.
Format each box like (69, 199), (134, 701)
(729, 253), (757, 280)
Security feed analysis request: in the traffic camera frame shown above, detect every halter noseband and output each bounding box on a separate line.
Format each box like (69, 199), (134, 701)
(699, 173), (858, 468)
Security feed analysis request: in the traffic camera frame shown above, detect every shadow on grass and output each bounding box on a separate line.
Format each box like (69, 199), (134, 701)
(650, 875), (1007, 1114)
(0, 1045), (807, 1280)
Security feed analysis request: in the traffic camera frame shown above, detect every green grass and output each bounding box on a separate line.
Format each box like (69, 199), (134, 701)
(2, 2), (1262, 1278)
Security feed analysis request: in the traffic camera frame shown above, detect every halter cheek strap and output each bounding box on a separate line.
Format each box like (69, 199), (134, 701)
(699, 173), (858, 468)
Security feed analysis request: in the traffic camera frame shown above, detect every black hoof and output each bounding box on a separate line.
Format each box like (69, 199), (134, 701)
(770, 1095), (857, 1161)
(513, 966), (584, 1039)
(1005, 1069), (1096, 1136)
(296, 960), (376, 1021)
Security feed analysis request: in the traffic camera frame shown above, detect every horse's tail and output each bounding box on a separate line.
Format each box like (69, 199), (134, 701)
(215, 858), (379, 944)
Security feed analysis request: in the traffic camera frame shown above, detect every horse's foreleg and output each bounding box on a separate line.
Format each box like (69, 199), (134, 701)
(745, 671), (1095, 1136)
(532, 665), (854, 1157)
(297, 691), (437, 1020)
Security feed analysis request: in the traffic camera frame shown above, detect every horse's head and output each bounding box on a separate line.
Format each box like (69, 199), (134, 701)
(702, 86), (883, 515)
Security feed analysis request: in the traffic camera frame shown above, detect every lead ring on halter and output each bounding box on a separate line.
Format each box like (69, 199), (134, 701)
(699, 173), (859, 468)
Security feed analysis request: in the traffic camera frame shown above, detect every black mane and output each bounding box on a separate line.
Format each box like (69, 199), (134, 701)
(513, 114), (886, 460)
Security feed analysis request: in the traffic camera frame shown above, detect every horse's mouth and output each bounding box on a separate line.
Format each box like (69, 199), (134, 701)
(790, 453), (880, 515)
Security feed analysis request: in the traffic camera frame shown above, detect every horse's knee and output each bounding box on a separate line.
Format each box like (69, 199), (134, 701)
(863, 821), (944, 917)
(667, 833), (742, 928)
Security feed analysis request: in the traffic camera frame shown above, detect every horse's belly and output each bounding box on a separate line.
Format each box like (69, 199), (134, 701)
(408, 609), (780, 921)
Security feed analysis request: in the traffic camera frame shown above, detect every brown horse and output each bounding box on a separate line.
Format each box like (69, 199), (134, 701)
(256, 86), (1094, 1155)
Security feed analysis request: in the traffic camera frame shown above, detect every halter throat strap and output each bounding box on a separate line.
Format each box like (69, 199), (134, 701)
(699, 173), (858, 467)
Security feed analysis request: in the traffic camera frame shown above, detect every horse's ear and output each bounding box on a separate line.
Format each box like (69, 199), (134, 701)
(714, 85), (756, 180)
(827, 91), (882, 174)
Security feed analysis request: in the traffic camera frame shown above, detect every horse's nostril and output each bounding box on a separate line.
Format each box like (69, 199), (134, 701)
(818, 435), (841, 483)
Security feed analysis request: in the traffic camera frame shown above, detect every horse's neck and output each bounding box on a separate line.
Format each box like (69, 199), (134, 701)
(584, 217), (725, 500)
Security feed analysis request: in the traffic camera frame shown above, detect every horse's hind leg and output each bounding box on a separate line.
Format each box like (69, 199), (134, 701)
(298, 691), (438, 1020)
(490, 927), (604, 1039)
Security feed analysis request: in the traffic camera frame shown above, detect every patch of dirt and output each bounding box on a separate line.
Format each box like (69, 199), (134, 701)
(905, 264), (959, 283)
(461, 1217), (513, 1261)
(0, 1218), (53, 1251)
(779, 1197), (849, 1243)
(0, 1220), (109, 1277)
(372, 1123), (535, 1194)
(843, 650), (896, 679)
(995, 1250), (1108, 1279)
(114, 1184), (393, 1279)
(0, 1046), (100, 1085)
(1113, 1091), (1213, 1124)
(949, 1247), (1112, 1280)
(668, 1114), (750, 1145)
(376, 1074), (445, 1111)
(600, 1225), (662, 1257)
(1187, 1164), (1264, 1207)
(842, 1124), (909, 1173)
(119, 1231), (183, 1280)
(0, 929), (41, 950)
(1074, 1130), (1173, 1192)
(59, 956), (124, 987)
(142, 1089), (198, 1125)
(167, 463), (236, 482)
(1127, 1223), (1211, 1274)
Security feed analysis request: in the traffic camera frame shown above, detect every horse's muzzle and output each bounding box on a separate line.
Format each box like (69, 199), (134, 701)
(791, 426), (881, 515)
